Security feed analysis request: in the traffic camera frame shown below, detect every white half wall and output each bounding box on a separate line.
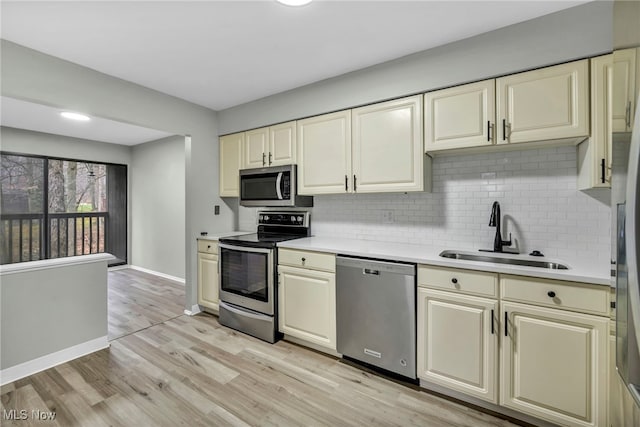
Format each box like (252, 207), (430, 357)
(131, 135), (186, 279)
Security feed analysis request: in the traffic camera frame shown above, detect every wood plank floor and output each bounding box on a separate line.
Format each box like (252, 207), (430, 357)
(1, 269), (521, 427)
(107, 268), (185, 340)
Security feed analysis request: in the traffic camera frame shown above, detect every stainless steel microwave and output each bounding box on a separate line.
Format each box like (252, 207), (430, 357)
(239, 165), (313, 207)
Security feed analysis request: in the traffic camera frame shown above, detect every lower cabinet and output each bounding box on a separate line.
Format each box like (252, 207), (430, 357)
(197, 252), (219, 312)
(278, 264), (336, 351)
(417, 288), (499, 403)
(500, 301), (608, 427)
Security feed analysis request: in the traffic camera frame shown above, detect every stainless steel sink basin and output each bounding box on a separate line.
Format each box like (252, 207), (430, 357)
(439, 250), (569, 270)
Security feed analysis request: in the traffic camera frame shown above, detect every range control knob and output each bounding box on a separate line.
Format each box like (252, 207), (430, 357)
(264, 215), (269, 221)
(297, 216), (304, 222)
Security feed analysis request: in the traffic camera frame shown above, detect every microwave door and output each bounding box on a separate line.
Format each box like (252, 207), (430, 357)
(276, 172), (283, 200)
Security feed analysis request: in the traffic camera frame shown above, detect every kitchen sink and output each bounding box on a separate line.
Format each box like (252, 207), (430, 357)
(439, 250), (569, 270)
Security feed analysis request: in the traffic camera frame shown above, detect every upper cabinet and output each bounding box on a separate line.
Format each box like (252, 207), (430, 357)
(219, 132), (244, 197)
(425, 80), (496, 151)
(297, 95), (429, 195)
(611, 48), (637, 132)
(424, 59), (589, 153)
(352, 95), (427, 193)
(496, 59), (589, 145)
(297, 110), (352, 195)
(244, 121), (297, 169)
(578, 48), (638, 190)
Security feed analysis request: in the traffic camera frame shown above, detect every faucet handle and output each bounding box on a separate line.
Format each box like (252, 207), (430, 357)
(504, 232), (512, 246)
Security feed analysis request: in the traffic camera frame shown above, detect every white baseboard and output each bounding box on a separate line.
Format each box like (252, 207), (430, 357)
(184, 304), (202, 316)
(129, 265), (186, 284)
(0, 336), (109, 386)
(108, 264), (130, 271)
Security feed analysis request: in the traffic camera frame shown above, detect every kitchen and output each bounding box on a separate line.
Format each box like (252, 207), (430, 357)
(1, 1), (639, 426)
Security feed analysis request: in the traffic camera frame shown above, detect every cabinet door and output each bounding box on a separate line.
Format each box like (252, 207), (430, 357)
(612, 48), (637, 132)
(352, 95), (425, 193)
(269, 121), (297, 166)
(501, 301), (608, 427)
(580, 54), (613, 190)
(278, 265), (336, 350)
(297, 110), (352, 195)
(497, 59), (589, 144)
(244, 127), (269, 169)
(425, 80), (496, 151)
(417, 288), (498, 403)
(198, 252), (219, 311)
(219, 132), (244, 197)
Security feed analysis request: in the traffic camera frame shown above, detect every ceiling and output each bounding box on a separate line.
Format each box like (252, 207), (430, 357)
(1, 97), (174, 145)
(1, 0), (591, 112)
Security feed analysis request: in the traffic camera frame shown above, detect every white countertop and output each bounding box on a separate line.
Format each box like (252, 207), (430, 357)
(197, 231), (252, 241)
(278, 237), (612, 287)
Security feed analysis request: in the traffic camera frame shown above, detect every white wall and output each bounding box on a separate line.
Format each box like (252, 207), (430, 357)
(1, 40), (225, 310)
(131, 135), (185, 279)
(311, 146), (611, 275)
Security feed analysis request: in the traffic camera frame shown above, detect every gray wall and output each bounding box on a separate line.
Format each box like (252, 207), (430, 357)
(218, 1), (613, 134)
(0, 125), (131, 165)
(1, 258), (108, 370)
(131, 135), (186, 279)
(1, 40), (227, 311)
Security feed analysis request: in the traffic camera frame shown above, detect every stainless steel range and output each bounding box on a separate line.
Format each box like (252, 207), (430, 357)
(218, 211), (310, 343)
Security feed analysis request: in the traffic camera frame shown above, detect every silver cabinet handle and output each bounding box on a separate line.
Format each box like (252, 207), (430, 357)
(262, 152), (266, 166)
(626, 101), (632, 129)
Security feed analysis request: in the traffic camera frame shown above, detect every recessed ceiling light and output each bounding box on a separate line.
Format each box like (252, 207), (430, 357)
(60, 111), (91, 121)
(277, 0), (313, 6)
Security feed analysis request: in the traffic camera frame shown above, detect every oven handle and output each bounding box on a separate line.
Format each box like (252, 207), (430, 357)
(218, 243), (273, 255)
(276, 172), (283, 200)
(219, 301), (271, 321)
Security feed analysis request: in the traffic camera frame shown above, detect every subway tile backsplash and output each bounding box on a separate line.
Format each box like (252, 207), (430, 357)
(239, 145), (611, 273)
(312, 146), (611, 269)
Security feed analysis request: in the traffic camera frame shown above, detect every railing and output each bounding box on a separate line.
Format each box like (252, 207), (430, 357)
(0, 212), (108, 264)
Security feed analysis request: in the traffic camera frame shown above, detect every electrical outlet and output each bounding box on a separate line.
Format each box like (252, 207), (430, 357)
(214, 205), (220, 215)
(382, 210), (394, 224)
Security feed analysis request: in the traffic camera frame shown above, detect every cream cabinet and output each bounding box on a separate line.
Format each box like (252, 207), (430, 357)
(612, 48), (637, 133)
(278, 249), (336, 351)
(297, 96), (428, 195)
(219, 132), (244, 197)
(579, 54), (614, 189)
(578, 49), (638, 190)
(351, 95), (429, 193)
(496, 59), (589, 145)
(297, 110), (352, 195)
(500, 274), (609, 427)
(424, 79), (496, 151)
(244, 121), (297, 169)
(424, 59), (589, 153)
(197, 240), (219, 312)
(417, 287), (499, 403)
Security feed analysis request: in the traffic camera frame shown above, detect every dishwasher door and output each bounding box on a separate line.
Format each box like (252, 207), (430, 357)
(336, 256), (416, 379)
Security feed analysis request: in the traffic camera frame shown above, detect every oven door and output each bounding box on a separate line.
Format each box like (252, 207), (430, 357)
(218, 243), (274, 315)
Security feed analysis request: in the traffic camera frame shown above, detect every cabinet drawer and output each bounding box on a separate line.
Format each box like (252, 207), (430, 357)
(500, 275), (609, 316)
(197, 240), (218, 254)
(418, 265), (498, 298)
(278, 249), (335, 272)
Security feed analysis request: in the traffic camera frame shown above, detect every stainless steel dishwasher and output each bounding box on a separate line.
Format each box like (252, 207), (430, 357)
(336, 255), (416, 379)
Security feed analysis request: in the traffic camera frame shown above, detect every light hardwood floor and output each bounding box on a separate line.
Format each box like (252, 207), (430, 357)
(1, 269), (521, 427)
(108, 268), (186, 340)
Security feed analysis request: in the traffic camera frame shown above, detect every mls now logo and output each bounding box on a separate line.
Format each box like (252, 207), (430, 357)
(3, 409), (28, 420)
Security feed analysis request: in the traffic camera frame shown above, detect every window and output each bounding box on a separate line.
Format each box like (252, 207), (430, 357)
(0, 152), (127, 265)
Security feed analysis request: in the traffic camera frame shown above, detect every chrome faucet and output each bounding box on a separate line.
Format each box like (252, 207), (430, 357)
(488, 201), (512, 252)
